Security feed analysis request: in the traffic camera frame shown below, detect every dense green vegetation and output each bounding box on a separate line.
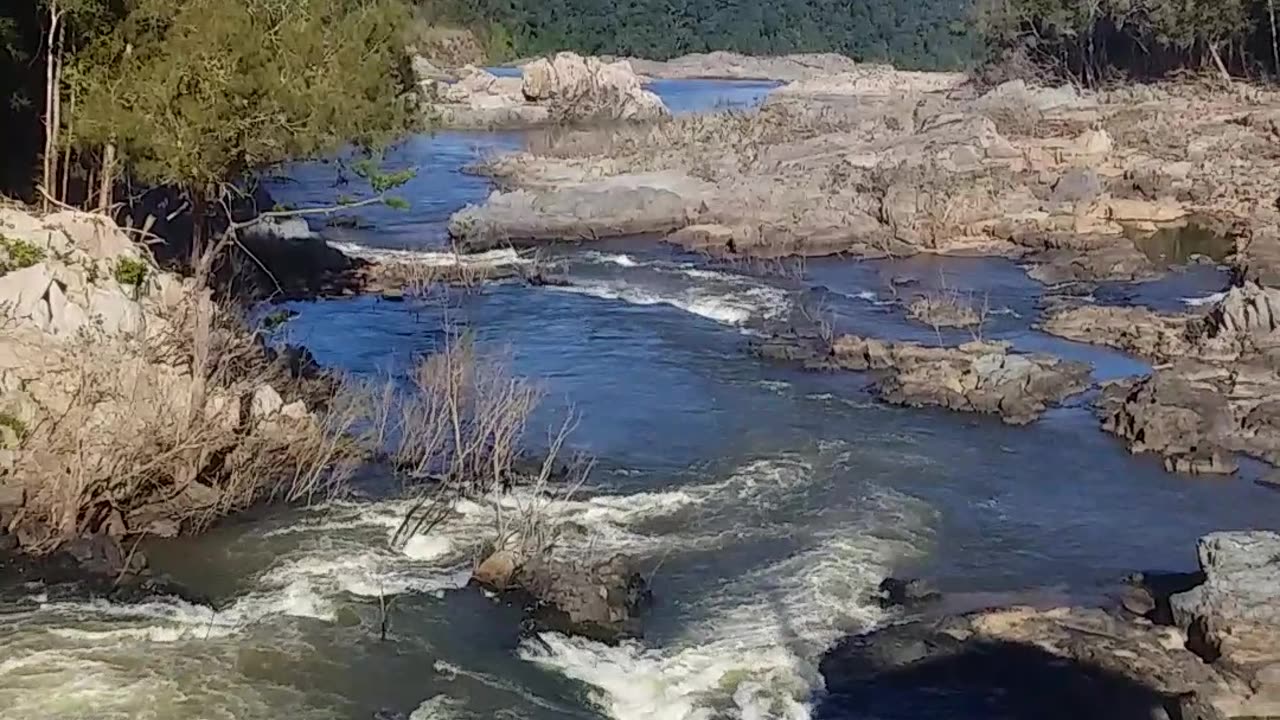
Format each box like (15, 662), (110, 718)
(6, 0), (1280, 204)
(425, 0), (979, 69)
(977, 0), (1280, 85)
(1, 0), (413, 232)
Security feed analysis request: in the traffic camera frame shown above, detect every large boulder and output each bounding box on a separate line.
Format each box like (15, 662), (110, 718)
(521, 52), (669, 123)
(1171, 532), (1280, 675)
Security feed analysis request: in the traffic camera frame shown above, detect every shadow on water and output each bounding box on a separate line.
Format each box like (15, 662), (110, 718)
(1130, 218), (1234, 267)
(814, 637), (1176, 720)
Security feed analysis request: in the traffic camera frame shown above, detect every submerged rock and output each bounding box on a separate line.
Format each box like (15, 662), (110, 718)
(876, 577), (942, 609)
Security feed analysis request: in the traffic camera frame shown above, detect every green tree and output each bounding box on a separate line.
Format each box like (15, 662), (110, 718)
(72, 0), (413, 254)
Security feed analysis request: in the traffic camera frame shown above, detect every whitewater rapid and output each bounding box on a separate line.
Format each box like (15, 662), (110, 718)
(1, 451), (933, 720)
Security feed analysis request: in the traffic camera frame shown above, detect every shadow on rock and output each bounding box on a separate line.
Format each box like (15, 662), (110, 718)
(816, 631), (1178, 720)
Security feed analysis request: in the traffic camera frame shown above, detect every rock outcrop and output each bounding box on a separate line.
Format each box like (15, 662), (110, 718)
(447, 68), (1280, 287)
(0, 206), (344, 565)
(1040, 284), (1280, 473)
(625, 51), (921, 82)
(755, 333), (1090, 424)
(1040, 304), (1194, 361)
(417, 52), (669, 129)
(821, 531), (1280, 720)
(835, 335), (1091, 424)
(1171, 531), (1280, 717)
(472, 548), (651, 642)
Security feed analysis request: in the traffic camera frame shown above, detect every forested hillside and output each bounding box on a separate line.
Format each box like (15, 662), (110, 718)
(423, 0), (979, 69)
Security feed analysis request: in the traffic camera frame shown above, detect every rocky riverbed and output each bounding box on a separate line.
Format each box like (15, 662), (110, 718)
(4, 60), (1280, 720)
(445, 72), (1280, 287)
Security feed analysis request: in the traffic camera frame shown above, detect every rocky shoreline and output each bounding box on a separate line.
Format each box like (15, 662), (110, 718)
(1040, 283), (1280, 474)
(435, 52), (1280, 479)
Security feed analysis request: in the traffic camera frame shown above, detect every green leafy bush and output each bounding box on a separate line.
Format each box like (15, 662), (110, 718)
(0, 234), (46, 272)
(113, 256), (149, 287)
(0, 411), (26, 443)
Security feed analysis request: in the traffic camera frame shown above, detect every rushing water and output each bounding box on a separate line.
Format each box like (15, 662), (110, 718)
(4, 80), (1279, 720)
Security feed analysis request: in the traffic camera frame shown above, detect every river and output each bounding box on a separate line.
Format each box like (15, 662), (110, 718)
(2, 79), (1278, 720)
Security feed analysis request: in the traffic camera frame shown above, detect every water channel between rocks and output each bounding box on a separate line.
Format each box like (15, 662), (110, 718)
(3, 79), (1279, 720)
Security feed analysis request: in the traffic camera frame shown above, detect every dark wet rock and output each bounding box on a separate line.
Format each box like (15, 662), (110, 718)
(0, 538), (199, 608)
(750, 332), (831, 364)
(516, 555), (652, 643)
(1100, 369), (1238, 474)
(831, 335), (1091, 425)
(473, 550), (651, 643)
(1099, 359), (1280, 472)
(522, 271), (572, 288)
(877, 577), (942, 609)
(819, 605), (1228, 720)
(1122, 571), (1206, 625)
(61, 532), (147, 579)
(1012, 229), (1163, 284)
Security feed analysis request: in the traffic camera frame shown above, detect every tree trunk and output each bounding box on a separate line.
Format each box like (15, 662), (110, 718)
(1270, 0), (1280, 78)
(98, 143), (116, 212)
(41, 3), (61, 211)
(60, 85), (75, 206)
(1209, 43), (1232, 86)
(188, 190), (211, 424)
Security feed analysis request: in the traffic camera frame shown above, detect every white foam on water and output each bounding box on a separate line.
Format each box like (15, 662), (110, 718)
(520, 508), (926, 720)
(550, 280), (789, 327)
(517, 458), (933, 720)
(329, 242), (527, 268)
(580, 251), (641, 267)
(677, 267), (738, 281)
(1182, 291), (1226, 307)
(403, 533), (455, 561)
(410, 694), (476, 720)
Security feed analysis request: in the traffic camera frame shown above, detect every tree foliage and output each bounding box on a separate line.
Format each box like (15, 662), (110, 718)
(977, 0), (1279, 84)
(422, 0), (979, 70)
(71, 0), (414, 192)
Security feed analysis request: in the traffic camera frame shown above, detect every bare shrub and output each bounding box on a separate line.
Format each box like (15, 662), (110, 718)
(525, 105), (855, 178)
(8, 298), (362, 552)
(798, 296), (837, 350)
(905, 275), (993, 343)
(705, 252), (807, 281)
(384, 331), (588, 565)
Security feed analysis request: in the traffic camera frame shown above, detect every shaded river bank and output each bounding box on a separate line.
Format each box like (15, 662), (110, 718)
(2, 79), (1279, 720)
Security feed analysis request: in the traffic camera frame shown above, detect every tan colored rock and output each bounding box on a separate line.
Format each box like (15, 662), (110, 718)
(522, 52), (668, 122)
(0, 263), (54, 331)
(251, 384), (285, 419)
(1102, 198), (1188, 224)
(473, 549), (518, 589)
